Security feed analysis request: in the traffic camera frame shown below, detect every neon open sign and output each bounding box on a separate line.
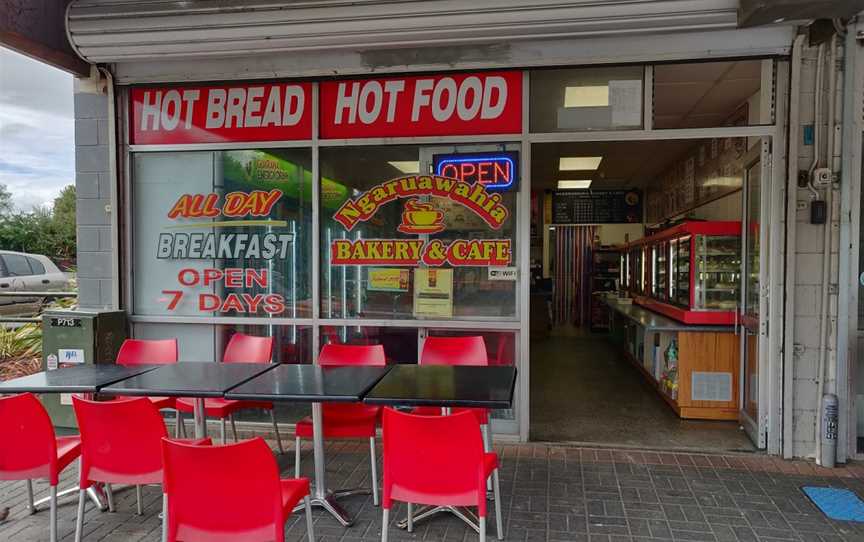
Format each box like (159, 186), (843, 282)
(433, 151), (519, 191)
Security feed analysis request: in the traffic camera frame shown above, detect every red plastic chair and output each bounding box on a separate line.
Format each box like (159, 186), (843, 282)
(115, 338), (178, 411)
(162, 437), (313, 542)
(71, 395), (210, 542)
(416, 336), (494, 446)
(294, 343), (386, 505)
(0, 393), (81, 542)
(381, 409), (502, 542)
(174, 334), (282, 451)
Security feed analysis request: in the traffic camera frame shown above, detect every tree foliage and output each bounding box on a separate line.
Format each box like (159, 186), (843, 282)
(0, 184), (77, 264)
(0, 184), (12, 217)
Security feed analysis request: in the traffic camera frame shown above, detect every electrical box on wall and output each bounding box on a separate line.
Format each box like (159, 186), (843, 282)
(810, 200), (827, 224)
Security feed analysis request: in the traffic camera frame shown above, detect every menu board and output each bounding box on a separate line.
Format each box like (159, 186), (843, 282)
(551, 190), (642, 224)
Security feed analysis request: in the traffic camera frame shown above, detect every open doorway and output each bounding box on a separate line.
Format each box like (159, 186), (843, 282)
(528, 139), (759, 452)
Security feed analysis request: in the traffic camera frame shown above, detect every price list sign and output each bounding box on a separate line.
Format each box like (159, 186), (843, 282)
(551, 190), (642, 224)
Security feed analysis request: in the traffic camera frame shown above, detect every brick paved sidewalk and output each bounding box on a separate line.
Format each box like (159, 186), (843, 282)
(2, 441), (864, 542)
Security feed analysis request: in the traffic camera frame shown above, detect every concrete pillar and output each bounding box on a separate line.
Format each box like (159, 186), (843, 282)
(73, 78), (115, 309)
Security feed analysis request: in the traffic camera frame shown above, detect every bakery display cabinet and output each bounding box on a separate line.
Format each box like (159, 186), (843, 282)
(630, 221), (742, 325)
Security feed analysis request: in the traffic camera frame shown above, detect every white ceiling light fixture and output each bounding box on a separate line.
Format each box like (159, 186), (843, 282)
(564, 85), (609, 108)
(559, 156), (603, 171)
(557, 180), (592, 189)
(388, 161), (420, 174)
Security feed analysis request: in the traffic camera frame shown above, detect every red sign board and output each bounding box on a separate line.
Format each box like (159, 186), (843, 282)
(319, 71), (522, 139)
(130, 83), (313, 144)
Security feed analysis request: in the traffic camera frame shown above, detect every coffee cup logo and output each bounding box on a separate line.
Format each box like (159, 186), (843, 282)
(397, 199), (445, 234)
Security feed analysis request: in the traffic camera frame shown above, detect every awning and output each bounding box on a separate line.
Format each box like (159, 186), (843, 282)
(65, 0), (795, 84)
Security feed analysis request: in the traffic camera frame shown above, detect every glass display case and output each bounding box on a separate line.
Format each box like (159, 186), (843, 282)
(630, 246), (645, 295)
(650, 242), (668, 301)
(694, 235), (740, 312)
(626, 221), (742, 324)
(620, 252), (629, 290)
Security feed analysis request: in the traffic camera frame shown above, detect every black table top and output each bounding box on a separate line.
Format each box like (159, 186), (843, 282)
(100, 362), (278, 398)
(0, 364), (158, 394)
(224, 364), (392, 403)
(363, 365), (517, 409)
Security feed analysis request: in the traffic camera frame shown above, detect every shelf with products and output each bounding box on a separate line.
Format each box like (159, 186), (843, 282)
(624, 221), (742, 325)
(590, 246), (623, 332)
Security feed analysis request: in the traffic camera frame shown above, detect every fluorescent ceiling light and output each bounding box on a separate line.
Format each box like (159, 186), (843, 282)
(564, 85), (609, 107)
(559, 156), (602, 170)
(388, 161), (419, 174)
(557, 180), (592, 189)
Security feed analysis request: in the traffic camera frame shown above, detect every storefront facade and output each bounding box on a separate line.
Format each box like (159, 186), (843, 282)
(60, 1), (863, 459)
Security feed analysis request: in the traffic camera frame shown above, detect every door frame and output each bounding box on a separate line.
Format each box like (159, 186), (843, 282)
(739, 146), (771, 449)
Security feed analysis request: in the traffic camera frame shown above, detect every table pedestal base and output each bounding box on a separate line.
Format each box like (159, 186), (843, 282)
(398, 505), (480, 533)
(293, 492), (356, 526)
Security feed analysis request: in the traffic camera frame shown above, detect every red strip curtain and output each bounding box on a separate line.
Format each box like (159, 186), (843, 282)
(554, 225), (596, 326)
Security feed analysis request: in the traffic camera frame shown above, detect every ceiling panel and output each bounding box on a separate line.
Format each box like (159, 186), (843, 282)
(653, 59), (762, 129)
(531, 140), (699, 191)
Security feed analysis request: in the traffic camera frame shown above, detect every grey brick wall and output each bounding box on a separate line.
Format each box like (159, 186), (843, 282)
(788, 44), (844, 459)
(73, 79), (114, 309)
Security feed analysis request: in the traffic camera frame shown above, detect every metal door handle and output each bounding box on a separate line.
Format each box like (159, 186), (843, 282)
(41, 279), (50, 284)
(734, 305), (739, 336)
(0, 283), (8, 288)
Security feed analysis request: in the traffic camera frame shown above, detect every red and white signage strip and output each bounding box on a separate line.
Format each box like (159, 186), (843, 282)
(130, 83), (313, 145)
(319, 71), (522, 139)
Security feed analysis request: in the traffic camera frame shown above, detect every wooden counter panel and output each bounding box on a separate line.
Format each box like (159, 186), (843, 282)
(677, 332), (739, 411)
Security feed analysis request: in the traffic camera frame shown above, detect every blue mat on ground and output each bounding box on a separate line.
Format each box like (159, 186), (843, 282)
(802, 486), (864, 522)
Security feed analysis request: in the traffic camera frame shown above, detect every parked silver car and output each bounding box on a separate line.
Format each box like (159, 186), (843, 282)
(0, 251), (72, 317)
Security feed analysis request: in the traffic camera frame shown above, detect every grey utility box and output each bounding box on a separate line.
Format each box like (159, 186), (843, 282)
(41, 309), (127, 428)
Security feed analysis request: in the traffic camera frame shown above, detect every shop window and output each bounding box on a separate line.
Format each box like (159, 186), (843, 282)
(132, 149), (313, 318)
(530, 66), (644, 132)
(320, 325), (419, 364)
(318, 326), (516, 420)
(319, 144), (519, 321)
(134, 322), (312, 424)
(653, 59), (771, 129)
(131, 322), (311, 363)
(425, 329), (517, 421)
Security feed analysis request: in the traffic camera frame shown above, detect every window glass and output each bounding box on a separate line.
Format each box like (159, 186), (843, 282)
(321, 325), (419, 364)
(653, 59), (770, 129)
(0, 258), (7, 278)
(318, 326), (516, 421)
(133, 322), (311, 424)
(3, 254), (32, 276)
(426, 329), (517, 421)
(530, 66), (644, 132)
(320, 144), (519, 321)
(26, 257), (45, 275)
(132, 149), (312, 318)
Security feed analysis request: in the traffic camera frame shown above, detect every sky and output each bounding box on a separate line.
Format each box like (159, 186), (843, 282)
(0, 46), (75, 212)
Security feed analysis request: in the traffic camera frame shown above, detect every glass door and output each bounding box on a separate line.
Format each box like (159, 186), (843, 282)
(418, 143), (522, 436)
(740, 160), (766, 448)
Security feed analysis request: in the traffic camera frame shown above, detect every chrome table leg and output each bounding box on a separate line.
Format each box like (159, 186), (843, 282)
(193, 397), (207, 438)
(289, 401), (356, 526)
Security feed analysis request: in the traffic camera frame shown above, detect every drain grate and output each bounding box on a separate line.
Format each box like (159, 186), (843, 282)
(802, 486), (864, 522)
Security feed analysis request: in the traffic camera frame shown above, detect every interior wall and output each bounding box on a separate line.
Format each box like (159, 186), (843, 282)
(687, 191), (743, 221)
(596, 224), (645, 245)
